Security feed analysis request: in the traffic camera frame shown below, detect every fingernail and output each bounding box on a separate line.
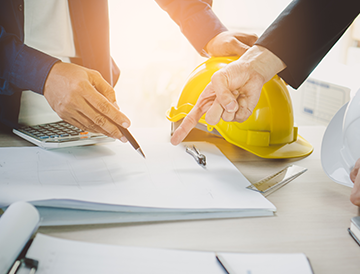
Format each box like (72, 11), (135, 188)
(122, 122), (129, 128)
(120, 136), (127, 143)
(170, 136), (179, 146)
(113, 102), (120, 110)
(225, 100), (237, 112)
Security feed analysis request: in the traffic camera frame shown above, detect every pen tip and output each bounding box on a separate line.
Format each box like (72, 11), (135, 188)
(137, 148), (146, 159)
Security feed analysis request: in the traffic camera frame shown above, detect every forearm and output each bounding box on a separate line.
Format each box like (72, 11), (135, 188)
(155, 0), (227, 56)
(256, 0), (360, 89)
(0, 26), (60, 95)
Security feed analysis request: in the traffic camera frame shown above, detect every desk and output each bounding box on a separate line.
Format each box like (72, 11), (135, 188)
(1, 123), (359, 273)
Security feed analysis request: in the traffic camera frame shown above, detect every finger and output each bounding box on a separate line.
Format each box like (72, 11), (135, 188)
(350, 159), (360, 182)
(170, 105), (206, 146)
(74, 87), (131, 140)
(221, 108), (236, 122)
(211, 70), (239, 113)
(90, 71), (120, 109)
(83, 84), (131, 127)
(233, 32), (258, 47)
(228, 38), (250, 57)
(64, 116), (112, 138)
(67, 112), (128, 142)
(234, 94), (253, 123)
(205, 100), (224, 125)
(350, 167), (360, 206)
(350, 168), (358, 183)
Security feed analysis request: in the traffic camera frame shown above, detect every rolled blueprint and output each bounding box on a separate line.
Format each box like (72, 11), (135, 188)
(0, 202), (39, 274)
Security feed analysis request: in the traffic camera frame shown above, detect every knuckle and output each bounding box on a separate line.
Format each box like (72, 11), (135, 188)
(109, 128), (120, 137)
(249, 33), (258, 44)
(185, 114), (198, 127)
(57, 103), (69, 115)
(94, 115), (107, 127)
(229, 38), (238, 47)
(103, 87), (115, 100)
(88, 69), (102, 78)
(212, 69), (229, 85)
(235, 112), (245, 123)
(84, 124), (96, 131)
(97, 101), (111, 114)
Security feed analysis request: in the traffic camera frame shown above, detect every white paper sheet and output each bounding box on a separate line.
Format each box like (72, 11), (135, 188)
(0, 142), (275, 225)
(36, 206), (274, 226)
(25, 234), (312, 274)
(216, 252), (313, 274)
(0, 202), (39, 274)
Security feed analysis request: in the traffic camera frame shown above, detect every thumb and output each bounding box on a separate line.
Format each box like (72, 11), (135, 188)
(233, 32), (258, 47)
(229, 39), (250, 57)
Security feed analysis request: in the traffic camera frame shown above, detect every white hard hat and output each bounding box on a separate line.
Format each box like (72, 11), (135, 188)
(321, 89), (360, 187)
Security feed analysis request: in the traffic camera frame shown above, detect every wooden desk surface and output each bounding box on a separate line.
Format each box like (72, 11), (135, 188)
(1, 123), (360, 273)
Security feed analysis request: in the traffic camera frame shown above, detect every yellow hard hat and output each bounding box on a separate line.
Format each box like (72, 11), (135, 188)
(166, 56), (313, 159)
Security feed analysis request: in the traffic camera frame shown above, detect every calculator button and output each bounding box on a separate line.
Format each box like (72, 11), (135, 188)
(80, 132), (89, 135)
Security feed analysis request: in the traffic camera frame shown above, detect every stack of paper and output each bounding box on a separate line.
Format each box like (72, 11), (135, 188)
(0, 202), (311, 274)
(26, 234), (313, 274)
(0, 142), (276, 225)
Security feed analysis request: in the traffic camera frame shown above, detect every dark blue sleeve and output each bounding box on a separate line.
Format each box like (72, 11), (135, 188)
(0, 1), (60, 96)
(255, 0), (360, 89)
(155, 0), (227, 56)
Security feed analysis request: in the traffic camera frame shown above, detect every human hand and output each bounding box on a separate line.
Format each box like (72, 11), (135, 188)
(170, 46), (286, 145)
(170, 59), (264, 145)
(205, 31), (258, 57)
(350, 158), (360, 206)
(44, 62), (130, 142)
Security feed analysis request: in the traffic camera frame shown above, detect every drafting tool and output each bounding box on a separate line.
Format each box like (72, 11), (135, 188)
(8, 258), (38, 274)
(247, 165), (307, 196)
(185, 145), (206, 166)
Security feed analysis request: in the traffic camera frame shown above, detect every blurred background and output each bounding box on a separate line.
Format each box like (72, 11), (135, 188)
(108, 0), (360, 129)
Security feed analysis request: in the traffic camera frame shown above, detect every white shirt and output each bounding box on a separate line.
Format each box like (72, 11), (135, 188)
(24, 0), (77, 61)
(19, 0), (77, 125)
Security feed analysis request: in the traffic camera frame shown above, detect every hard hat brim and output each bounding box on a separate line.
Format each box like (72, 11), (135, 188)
(224, 133), (313, 159)
(321, 103), (353, 187)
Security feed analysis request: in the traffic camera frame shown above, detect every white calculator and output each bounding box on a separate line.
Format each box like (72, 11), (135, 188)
(13, 120), (115, 149)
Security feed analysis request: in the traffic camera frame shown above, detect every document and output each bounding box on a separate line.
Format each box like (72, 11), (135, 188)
(1, 202), (313, 274)
(0, 142), (276, 225)
(23, 234), (312, 274)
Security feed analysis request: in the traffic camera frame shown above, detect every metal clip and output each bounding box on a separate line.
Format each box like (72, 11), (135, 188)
(8, 258), (38, 274)
(186, 145), (206, 167)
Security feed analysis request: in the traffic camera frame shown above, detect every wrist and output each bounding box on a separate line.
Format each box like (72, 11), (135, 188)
(239, 45), (286, 83)
(44, 61), (63, 96)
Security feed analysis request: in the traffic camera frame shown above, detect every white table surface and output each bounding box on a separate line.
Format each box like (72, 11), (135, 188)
(1, 124), (360, 274)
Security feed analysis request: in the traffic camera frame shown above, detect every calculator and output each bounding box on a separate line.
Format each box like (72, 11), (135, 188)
(13, 121), (115, 149)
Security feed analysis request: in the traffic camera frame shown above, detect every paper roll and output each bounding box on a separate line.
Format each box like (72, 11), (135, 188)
(0, 202), (39, 274)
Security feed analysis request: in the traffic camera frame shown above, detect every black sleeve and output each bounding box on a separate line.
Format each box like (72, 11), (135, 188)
(155, 0), (227, 56)
(255, 0), (360, 89)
